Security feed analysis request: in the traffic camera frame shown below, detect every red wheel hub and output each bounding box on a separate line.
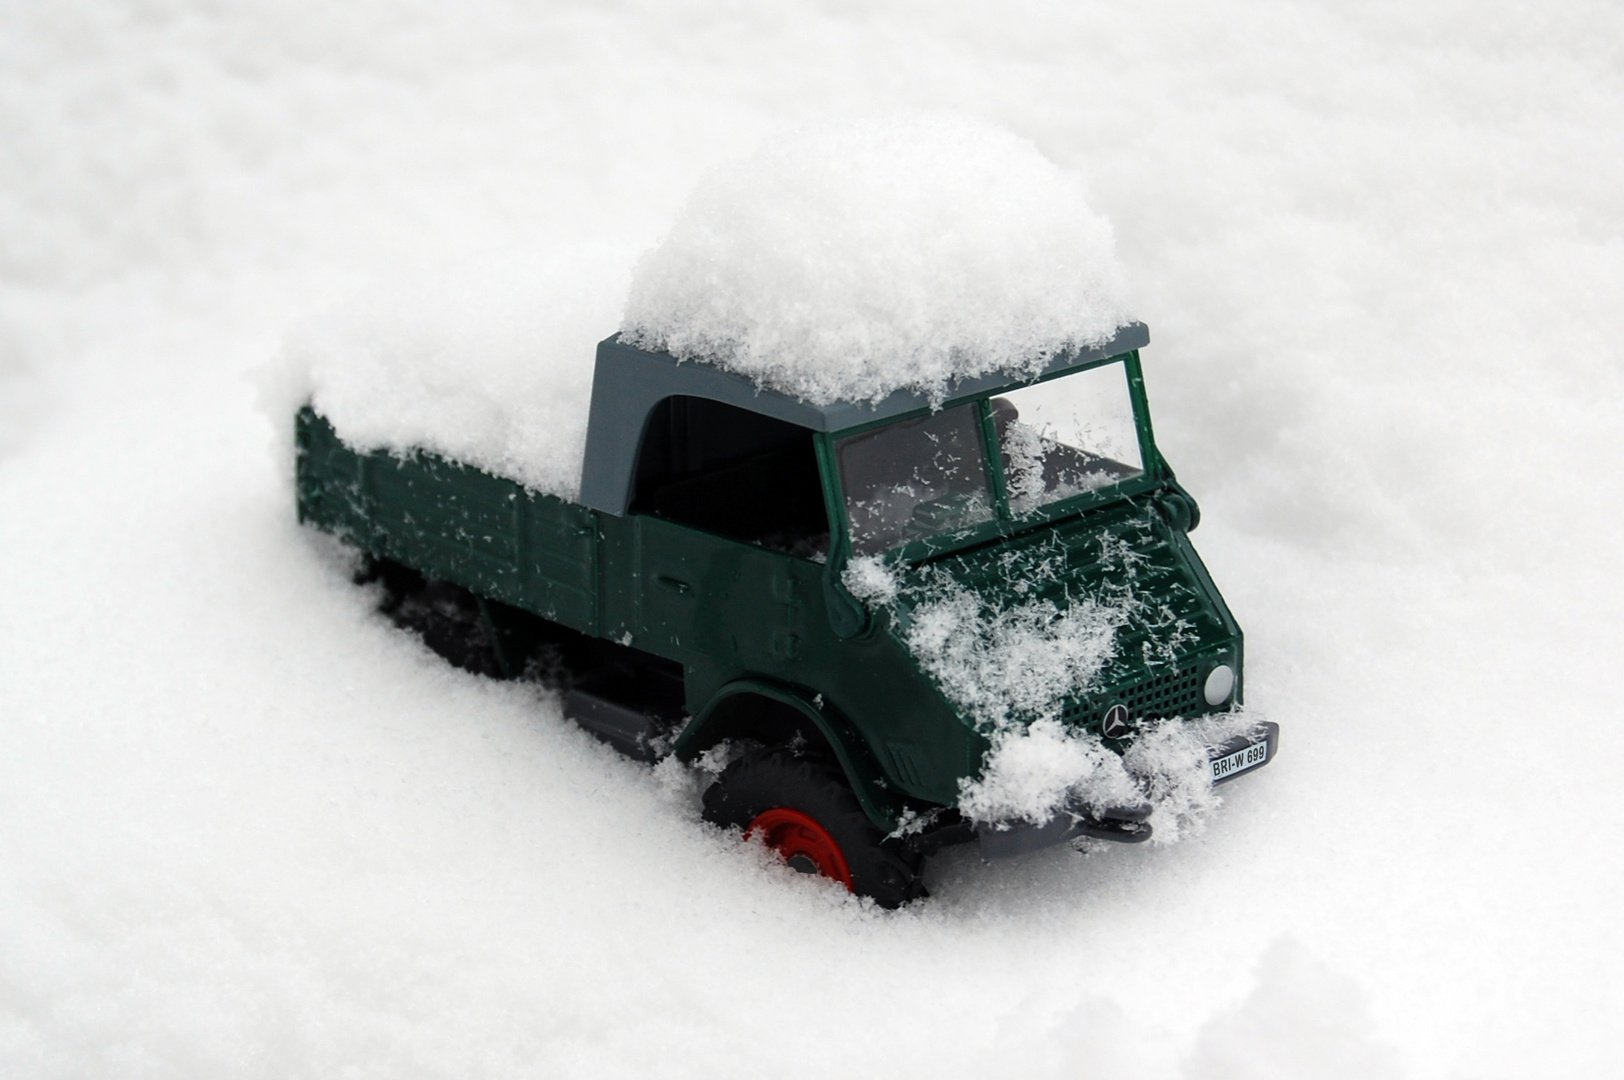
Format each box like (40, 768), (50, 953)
(745, 808), (854, 891)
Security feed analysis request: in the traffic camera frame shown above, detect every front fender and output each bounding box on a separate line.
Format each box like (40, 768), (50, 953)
(674, 678), (903, 832)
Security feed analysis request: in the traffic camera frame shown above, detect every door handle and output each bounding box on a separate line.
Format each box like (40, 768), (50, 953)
(654, 574), (692, 595)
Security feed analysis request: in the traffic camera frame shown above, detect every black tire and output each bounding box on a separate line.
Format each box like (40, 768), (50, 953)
(366, 560), (512, 678)
(703, 746), (925, 909)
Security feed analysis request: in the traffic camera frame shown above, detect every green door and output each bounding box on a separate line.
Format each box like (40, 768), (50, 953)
(635, 515), (817, 678)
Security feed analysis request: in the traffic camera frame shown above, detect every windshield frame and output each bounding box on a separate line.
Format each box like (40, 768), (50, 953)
(816, 349), (1164, 563)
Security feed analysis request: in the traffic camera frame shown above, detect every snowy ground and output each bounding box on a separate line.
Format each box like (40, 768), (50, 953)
(3, 3), (1623, 1077)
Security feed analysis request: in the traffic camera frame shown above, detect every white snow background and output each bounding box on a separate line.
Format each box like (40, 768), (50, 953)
(3, 2), (1622, 1078)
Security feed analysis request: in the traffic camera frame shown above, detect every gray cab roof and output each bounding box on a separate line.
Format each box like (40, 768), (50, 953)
(578, 322), (1150, 515)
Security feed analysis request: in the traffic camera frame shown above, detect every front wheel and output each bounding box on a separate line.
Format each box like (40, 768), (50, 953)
(702, 747), (925, 909)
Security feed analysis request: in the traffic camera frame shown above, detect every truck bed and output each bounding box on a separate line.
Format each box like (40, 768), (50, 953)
(295, 408), (600, 636)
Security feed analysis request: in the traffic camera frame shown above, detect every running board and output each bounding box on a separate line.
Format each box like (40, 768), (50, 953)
(563, 683), (681, 764)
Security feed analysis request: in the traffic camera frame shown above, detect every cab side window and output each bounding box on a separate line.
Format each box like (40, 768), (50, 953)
(630, 397), (829, 559)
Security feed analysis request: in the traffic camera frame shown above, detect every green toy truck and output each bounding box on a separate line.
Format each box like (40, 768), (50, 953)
(295, 322), (1277, 906)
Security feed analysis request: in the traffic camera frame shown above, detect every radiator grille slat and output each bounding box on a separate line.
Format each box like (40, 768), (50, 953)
(1062, 666), (1206, 729)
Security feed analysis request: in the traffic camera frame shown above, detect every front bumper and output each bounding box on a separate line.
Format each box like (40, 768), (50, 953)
(976, 720), (1280, 860)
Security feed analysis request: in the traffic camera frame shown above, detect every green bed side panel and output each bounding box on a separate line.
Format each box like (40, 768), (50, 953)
(295, 408), (598, 633)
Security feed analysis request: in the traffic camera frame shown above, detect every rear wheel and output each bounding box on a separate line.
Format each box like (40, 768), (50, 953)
(702, 747), (925, 908)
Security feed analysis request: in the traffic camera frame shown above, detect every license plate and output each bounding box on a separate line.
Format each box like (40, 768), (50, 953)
(1210, 737), (1269, 783)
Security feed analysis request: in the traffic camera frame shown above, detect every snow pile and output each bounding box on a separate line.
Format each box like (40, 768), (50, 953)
(966, 711), (1263, 842)
(1124, 711), (1270, 840)
(622, 113), (1134, 405)
(276, 116), (1129, 493)
(278, 247), (633, 499)
(960, 718), (1144, 824)
(846, 548), (1253, 840)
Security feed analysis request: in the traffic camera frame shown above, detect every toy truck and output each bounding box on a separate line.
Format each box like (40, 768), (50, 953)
(295, 323), (1277, 907)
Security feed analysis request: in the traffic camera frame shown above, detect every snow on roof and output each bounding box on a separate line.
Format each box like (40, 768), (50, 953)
(621, 112), (1135, 405)
(284, 115), (1134, 500)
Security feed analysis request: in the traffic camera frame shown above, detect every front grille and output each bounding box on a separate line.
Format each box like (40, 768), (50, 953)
(1063, 665), (1206, 730)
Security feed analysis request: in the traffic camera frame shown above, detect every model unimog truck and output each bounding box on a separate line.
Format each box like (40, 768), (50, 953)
(295, 322), (1277, 907)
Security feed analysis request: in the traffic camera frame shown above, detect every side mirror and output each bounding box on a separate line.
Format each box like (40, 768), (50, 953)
(1154, 480), (1202, 533)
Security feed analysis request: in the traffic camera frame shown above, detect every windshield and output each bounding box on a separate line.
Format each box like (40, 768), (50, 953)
(835, 404), (996, 555)
(992, 360), (1143, 515)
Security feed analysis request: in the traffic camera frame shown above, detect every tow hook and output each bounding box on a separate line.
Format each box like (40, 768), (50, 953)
(977, 800), (1155, 860)
(1070, 802), (1153, 844)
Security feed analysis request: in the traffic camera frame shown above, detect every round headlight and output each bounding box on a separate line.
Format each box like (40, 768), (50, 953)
(1203, 664), (1235, 706)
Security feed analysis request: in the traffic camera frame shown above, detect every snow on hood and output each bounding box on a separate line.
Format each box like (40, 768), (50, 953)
(844, 526), (1260, 842)
(621, 112), (1135, 405)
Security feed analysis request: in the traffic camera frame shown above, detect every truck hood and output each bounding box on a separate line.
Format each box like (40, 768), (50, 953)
(876, 502), (1237, 733)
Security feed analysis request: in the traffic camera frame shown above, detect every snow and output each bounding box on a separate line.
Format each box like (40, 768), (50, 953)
(622, 112), (1132, 405)
(960, 717), (1141, 825)
(841, 554), (902, 606)
(959, 712), (1263, 843)
(1121, 712), (1269, 843)
(4, 3), (1624, 1079)
(274, 248), (628, 499)
(902, 575), (1121, 733)
(284, 113), (1128, 496)
(846, 541), (1248, 837)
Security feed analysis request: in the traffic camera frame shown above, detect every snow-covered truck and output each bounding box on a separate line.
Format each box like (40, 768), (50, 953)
(295, 322), (1278, 907)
